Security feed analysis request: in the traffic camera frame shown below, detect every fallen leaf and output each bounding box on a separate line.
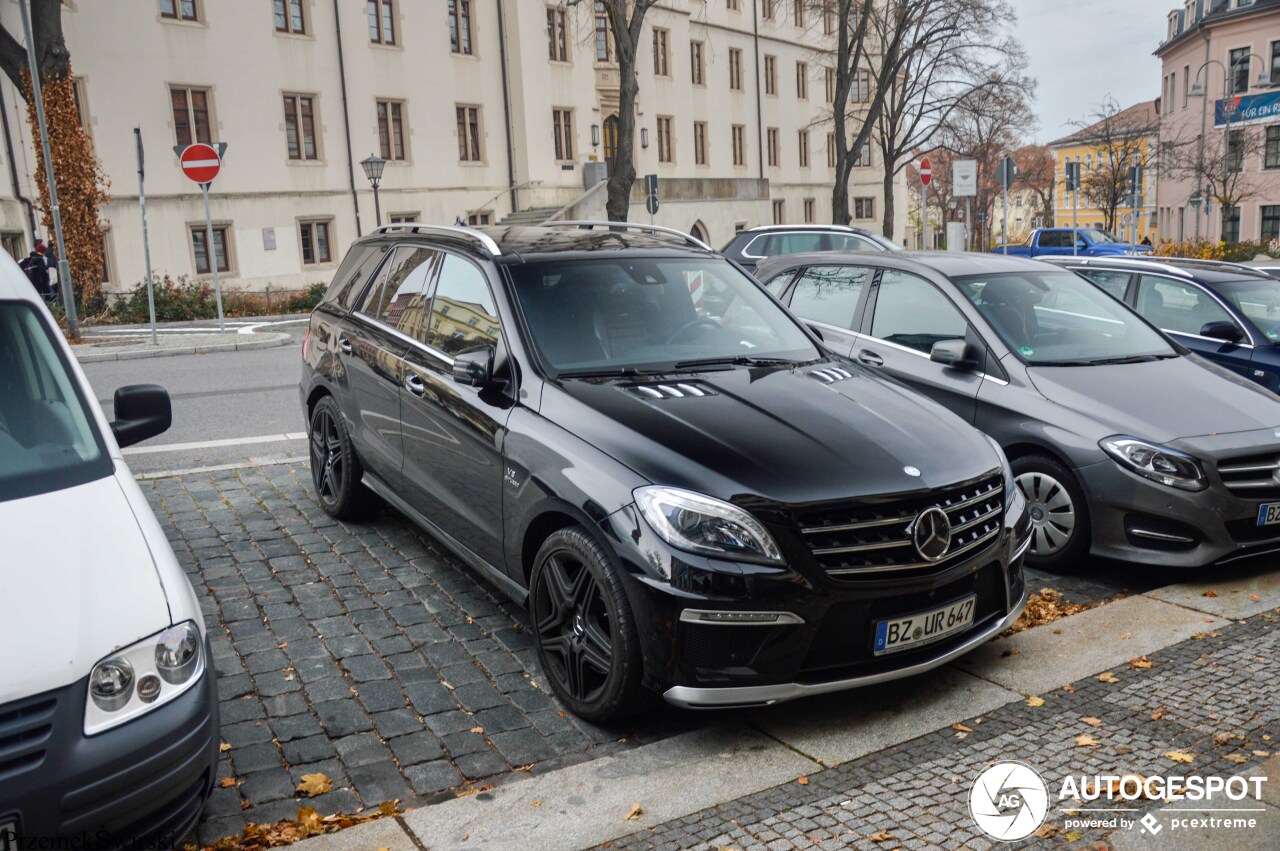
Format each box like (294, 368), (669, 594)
(297, 772), (333, 797)
(219, 776), (237, 788)
(1002, 587), (1098, 635)
(1098, 672), (1119, 684)
(1265, 735), (1273, 741)
(797, 776), (809, 785)
(1075, 734), (1101, 747)
(1114, 745), (1133, 755)
(1213, 732), (1243, 745)
(1250, 593), (1262, 601)
(531, 800), (542, 808)
(219, 742), (232, 752)
(1254, 750), (1272, 757)
(624, 803), (644, 821)
(1225, 754), (1249, 763)
(868, 831), (894, 842)
(1203, 589), (1218, 598)
(1129, 656), (1152, 669)
(470, 726), (485, 734)
(1166, 751), (1195, 764)
(1034, 824), (1059, 838)
(1081, 716), (1103, 727)
(1025, 696), (1045, 708)
(1151, 708), (1166, 721)
(1066, 831), (1084, 841)
(952, 723), (974, 732)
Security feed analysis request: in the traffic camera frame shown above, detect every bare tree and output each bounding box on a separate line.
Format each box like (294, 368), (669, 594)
(1014, 144), (1056, 228)
(1067, 97), (1158, 234)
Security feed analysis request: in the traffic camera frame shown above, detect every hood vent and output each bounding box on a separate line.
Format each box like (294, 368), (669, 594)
(809, 367), (854, 384)
(625, 382), (717, 400)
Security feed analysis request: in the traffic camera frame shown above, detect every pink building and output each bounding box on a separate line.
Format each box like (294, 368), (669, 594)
(1155, 0), (1280, 243)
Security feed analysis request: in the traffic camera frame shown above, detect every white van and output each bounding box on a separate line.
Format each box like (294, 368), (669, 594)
(0, 255), (217, 845)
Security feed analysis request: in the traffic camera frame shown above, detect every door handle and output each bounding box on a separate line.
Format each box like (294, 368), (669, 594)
(337, 336), (353, 355)
(857, 349), (884, 367)
(404, 372), (426, 397)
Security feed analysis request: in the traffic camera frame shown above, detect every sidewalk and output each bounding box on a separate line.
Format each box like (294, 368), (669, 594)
(69, 313), (308, 362)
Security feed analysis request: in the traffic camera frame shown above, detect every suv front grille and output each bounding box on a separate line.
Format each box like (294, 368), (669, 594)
(1217, 454), (1280, 499)
(795, 474), (1004, 577)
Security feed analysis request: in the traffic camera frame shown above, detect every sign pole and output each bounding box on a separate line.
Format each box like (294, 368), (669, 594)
(201, 183), (225, 332)
(135, 129), (157, 345)
(965, 198), (971, 252)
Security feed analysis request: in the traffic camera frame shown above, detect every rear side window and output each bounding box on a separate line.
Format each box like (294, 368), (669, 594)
(749, 232), (825, 256)
(331, 245), (390, 311)
(787, 265), (870, 330)
(1135, 276), (1237, 337)
(828, 234), (880, 252)
(1038, 231), (1067, 248)
(427, 254), (501, 356)
(1075, 269), (1130, 299)
(357, 247), (440, 340)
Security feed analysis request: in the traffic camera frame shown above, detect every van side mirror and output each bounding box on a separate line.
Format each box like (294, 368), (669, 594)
(930, 339), (976, 370)
(1200, 320), (1244, 344)
(452, 346), (495, 386)
(110, 384), (171, 448)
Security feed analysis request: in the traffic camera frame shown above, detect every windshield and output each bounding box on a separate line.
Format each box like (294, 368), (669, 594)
(953, 271), (1176, 365)
(0, 301), (111, 501)
(1216, 278), (1280, 341)
(506, 257), (819, 375)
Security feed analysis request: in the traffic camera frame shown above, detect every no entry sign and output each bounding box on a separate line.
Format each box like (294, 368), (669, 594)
(180, 143), (221, 184)
(919, 157), (933, 186)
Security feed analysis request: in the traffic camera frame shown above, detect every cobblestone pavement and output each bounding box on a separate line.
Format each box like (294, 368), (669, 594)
(596, 611), (1279, 850)
(147, 463), (695, 844)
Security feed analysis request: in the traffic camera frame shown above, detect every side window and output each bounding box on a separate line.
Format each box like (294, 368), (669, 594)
(751, 232), (825, 256)
(1135, 276), (1236, 337)
(762, 270), (795, 295)
(828, 234), (879, 252)
(787, 265), (871, 330)
(1075, 269), (1130, 300)
(427, 254), (501, 356)
(1038, 231), (1064, 248)
(357, 246), (440, 341)
(869, 270), (968, 353)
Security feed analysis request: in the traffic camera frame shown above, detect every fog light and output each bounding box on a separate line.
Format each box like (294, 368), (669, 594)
(90, 658), (134, 711)
(137, 673), (162, 703)
(679, 609), (804, 625)
(155, 622), (200, 684)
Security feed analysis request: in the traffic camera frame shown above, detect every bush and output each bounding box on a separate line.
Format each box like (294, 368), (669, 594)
(1155, 240), (1277, 263)
(80, 275), (328, 325)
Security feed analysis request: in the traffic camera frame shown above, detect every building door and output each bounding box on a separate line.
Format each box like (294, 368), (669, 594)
(603, 114), (619, 175)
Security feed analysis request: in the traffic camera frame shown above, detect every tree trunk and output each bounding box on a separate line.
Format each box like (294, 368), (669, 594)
(606, 63), (638, 222)
(881, 159), (897, 239)
(832, 163), (851, 226)
(0, 0), (69, 90)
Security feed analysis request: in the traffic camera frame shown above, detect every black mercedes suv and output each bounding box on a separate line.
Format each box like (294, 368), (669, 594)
(299, 221), (1031, 720)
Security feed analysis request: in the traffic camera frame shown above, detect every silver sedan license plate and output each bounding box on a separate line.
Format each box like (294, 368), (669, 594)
(874, 594), (976, 656)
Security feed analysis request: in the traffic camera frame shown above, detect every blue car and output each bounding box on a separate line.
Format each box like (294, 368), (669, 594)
(1049, 256), (1280, 392)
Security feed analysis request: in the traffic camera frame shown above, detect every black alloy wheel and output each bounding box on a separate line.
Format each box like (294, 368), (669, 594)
(308, 395), (380, 520)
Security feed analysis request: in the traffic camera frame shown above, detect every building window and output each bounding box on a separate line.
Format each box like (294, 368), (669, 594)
(1266, 125), (1280, 168)
(854, 197), (875, 219)
(693, 121), (707, 165)
(553, 108), (573, 161)
(449, 0), (474, 54)
(377, 100), (407, 160)
(731, 124), (746, 166)
(171, 86), (212, 146)
(99, 229), (115, 286)
(824, 5), (835, 34)
(299, 220), (333, 265)
(852, 69), (871, 103)
(652, 28), (669, 76)
(191, 224), (230, 274)
(825, 67), (835, 103)
(690, 40), (705, 85)
(1229, 47), (1250, 94)
(1183, 64), (1190, 108)
(764, 55), (777, 95)
(456, 105), (482, 162)
(1223, 205), (1241, 242)
(655, 116), (673, 163)
(793, 0), (804, 26)
(854, 141), (871, 167)
(798, 129), (810, 168)
(71, 76), (91, 134)
(763, 0), (777, 19)
(1228, 129), (1244, 172)
(389, 212), (419, 223)
(160, 0), (198, 22)
(767, 127), (779, 167)
(283, 95), (318, 161)
(729, 48), (743, 91)
(273, 0), (306, 34)
(368, 0), (395, 45)
(1272, 40), (1280, 89)
(796, 61), (808, 99)
(1263, 205), (1280, 241)
(772, 199), (785, 224)
(547, 7), (568, 61)
(467, 212), (492, 226)
(727, 0), (739, 10)
(594, 1), (611, 62)
(803, 198), (815, 223)
(827, 132), (836, 168)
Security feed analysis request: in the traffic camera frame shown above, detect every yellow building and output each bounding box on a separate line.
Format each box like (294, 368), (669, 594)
(1049, 101), (1160, 244)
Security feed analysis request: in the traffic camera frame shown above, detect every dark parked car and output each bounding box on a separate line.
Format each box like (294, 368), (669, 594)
(300, 222), (1030, 720)
(756, 250), (1280, 571)
(722, 224), (898, 273)
(1047, 256), (1280, 394)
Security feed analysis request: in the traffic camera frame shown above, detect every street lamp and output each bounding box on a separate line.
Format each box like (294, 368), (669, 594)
(640, 127), (649, 149)
(591, 123), (600, 150)
(360, 153), (387, 229)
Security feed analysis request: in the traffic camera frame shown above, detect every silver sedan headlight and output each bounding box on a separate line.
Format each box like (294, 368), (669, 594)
(85, 621), (204, 735)
(1100, 436), (1207, 491)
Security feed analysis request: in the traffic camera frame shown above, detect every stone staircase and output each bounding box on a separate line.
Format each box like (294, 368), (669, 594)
(499, 206), (562, 226)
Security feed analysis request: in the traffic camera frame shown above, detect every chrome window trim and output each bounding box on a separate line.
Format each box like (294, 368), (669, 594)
(740, 231), (878, 260)
(357, 314), (458, 366)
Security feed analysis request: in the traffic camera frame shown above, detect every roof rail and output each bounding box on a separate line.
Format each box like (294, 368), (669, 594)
(1042, 255), (1195, 280)
(372, 223), (502, 256)
(544, 220), (713, 251)
(1145, 256), (1274, 277)
(745, 224), (858, 233)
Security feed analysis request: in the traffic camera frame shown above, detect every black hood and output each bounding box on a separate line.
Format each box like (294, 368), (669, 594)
(539, 361), (1001, 508)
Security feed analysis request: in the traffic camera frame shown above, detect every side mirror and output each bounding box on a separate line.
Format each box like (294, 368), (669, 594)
(1201, 320), (1244, 344)
(806, 323), (825, 341)
(452, 346), (495, 387)
(110, 384), (171, 448)
(930, 339), (976, 369)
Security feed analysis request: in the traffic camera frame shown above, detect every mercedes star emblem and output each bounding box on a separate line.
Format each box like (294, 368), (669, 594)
(910, 506), (952, 562)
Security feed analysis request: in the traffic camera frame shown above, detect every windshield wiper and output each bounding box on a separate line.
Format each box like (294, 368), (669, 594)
(556, 366), (650, 379)
(672, 355), (801, 371)
(1085, 354), (1174, 365)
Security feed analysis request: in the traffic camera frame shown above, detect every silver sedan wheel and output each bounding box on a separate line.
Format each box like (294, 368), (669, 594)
(1015, 471), (1076, 557)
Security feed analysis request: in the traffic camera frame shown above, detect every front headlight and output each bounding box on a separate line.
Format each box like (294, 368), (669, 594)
(634, 486), (784, 564)
(1100, 436), (1207, 491)
(85, 620), (204, 735)
(982, 435), (1015, 505)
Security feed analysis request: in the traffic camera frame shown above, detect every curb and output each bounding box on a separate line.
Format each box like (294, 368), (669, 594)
(73, 331), (292, 363)
(81, 312), (312, 333)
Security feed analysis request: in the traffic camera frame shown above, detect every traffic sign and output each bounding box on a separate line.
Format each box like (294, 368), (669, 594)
(644, 173), (659, 217)
(180, 143), (221, 184)
(919, 157), (933, 186)
(953, 160), (977, 197)
(1122, 212), (1135, 225)
(996, 156), (1018, 190)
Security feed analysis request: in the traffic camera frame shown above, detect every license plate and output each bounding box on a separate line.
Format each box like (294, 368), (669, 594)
(874, 595), (976, 656)
(1258, 504), (1280, 526)
(0, 822), (14, 851)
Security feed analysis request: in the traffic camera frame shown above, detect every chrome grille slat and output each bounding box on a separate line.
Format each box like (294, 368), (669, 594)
(811, 538), (913, 556)
(951, 504), (1002, 534)
(1217, 452), (1280, 498)
(1219, 462), (1280, 474)
(825, 527), (1001, 576)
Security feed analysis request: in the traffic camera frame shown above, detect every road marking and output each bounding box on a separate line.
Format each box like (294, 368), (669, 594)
(238, 317), (310, 335)
(134, 455), (309, 479)
(122, 432), (307, 455)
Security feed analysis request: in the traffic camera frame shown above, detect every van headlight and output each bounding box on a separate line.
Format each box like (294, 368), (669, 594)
(634, 486), (783, 564)
(85, 621), (204, 735)
(1100, 436), (1207, 491)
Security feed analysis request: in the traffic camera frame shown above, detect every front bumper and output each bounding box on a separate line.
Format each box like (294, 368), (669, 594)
(600, 490), (1031, 708)
(0, 643), (219, 847)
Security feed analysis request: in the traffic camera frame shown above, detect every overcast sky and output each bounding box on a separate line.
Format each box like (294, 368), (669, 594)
(1017, 0), (1174, 142)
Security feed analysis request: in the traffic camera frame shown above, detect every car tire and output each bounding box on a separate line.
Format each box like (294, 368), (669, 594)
(308, 395), (381, 521)
(1012, 454), (1090, 572)
(529, 527), (647, 722)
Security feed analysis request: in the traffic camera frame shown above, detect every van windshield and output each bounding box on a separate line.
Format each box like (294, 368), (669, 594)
(0, 301), (111, 501)
(506, 257), (819, 375)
